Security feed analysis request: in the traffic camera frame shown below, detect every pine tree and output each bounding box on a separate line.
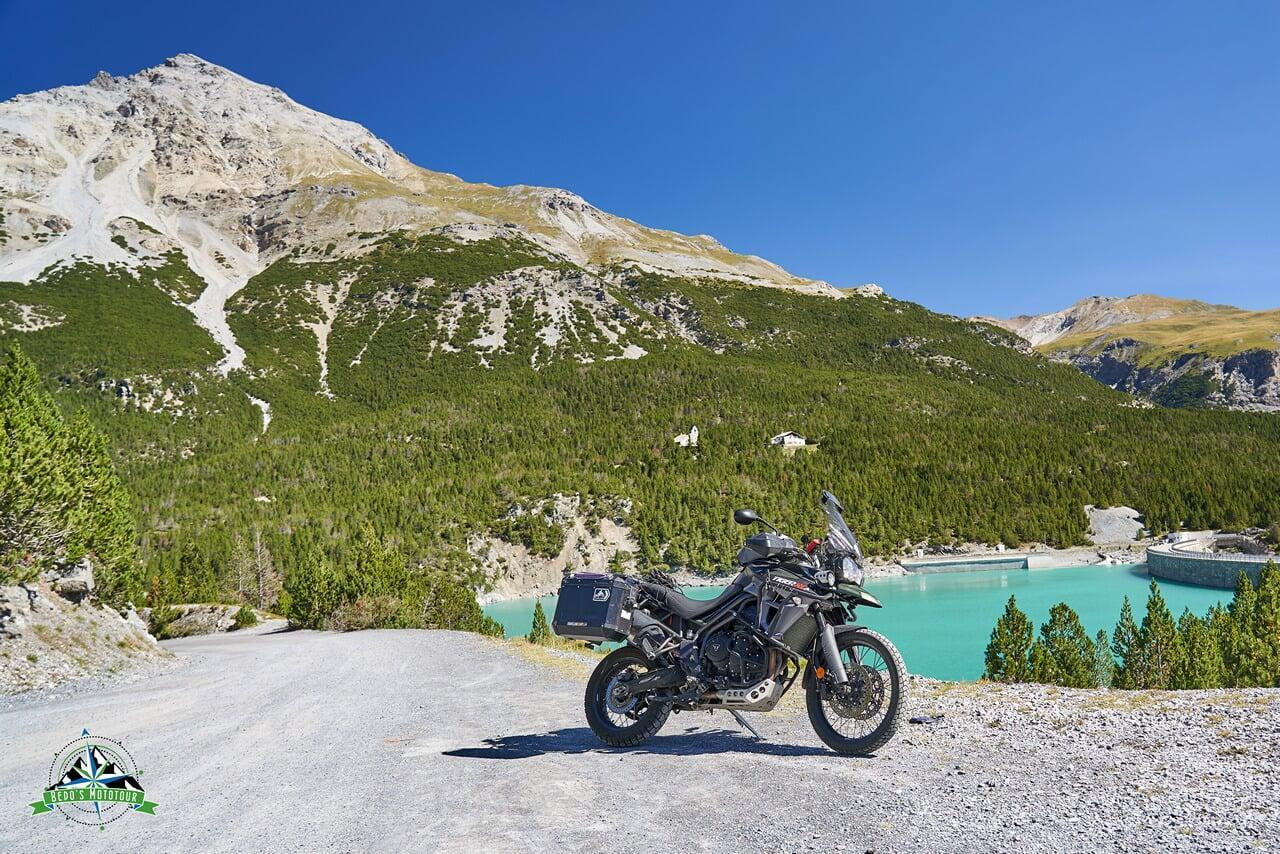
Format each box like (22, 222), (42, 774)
(284, 553), (336, 630)
(1135, 580), (1178, 689)
(1028, 640), (1057, 684)
(1029, 603), (1097, 688)
(1170, 609), (1225, 689)
(1247, 561), (1280, 687)
(527, 600), (551, 644)
(1111, 597), (1140, 690)
(983, 595), (1033, 683)
(0, 345), (138, 602)
(1222, 570), (1264, 687)
(1093, 628), (1114, 688)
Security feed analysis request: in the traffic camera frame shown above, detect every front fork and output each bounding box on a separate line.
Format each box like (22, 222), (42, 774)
(815, 611), (849, 685)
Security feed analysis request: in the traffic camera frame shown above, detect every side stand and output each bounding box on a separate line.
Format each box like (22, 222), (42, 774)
(728, 709), (762, 741)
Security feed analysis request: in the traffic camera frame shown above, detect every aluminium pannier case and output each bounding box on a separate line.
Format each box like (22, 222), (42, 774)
(552, 573), (634, 642)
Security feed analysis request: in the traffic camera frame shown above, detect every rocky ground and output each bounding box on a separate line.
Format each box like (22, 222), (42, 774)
(1, 628), (1275, 852)
(0, 581), (173, 695)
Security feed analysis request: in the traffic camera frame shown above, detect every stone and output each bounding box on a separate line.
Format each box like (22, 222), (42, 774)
(41, 556), (95, 603)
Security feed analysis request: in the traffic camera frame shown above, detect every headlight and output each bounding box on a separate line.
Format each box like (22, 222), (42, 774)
(836, 555), (864, 586)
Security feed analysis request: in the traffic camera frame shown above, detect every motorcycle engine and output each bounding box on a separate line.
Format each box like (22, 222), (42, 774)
(701, 629), (768, 688)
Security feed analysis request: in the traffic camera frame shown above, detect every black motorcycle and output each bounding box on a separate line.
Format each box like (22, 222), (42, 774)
(552, 491), (907, 756)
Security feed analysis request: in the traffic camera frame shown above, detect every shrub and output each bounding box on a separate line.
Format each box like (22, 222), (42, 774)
(418, 571), (504, 637)
(329, 595), (402, 631)
(148, 604), (181, 639)
(232, 605), (258, 630)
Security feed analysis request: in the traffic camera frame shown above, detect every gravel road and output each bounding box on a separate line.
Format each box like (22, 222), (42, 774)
(1, 625), (1277, 853)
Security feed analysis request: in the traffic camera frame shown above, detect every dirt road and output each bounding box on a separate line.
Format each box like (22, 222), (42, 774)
(1, 625), (1275, 852)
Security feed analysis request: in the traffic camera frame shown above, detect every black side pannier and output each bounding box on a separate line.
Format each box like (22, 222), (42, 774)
(552, 573), (634, 642)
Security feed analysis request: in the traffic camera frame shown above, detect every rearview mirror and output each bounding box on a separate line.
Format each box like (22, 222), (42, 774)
(733, 509), (759, 526)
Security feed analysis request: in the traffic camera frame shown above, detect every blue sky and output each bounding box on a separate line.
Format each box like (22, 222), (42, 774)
(2, 1), (1277, 316)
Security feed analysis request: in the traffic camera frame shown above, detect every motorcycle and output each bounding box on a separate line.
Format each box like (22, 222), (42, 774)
(551, 490), (908, 755)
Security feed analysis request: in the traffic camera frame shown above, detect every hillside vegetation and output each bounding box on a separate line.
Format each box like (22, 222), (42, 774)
(4, 233), (1280, 607)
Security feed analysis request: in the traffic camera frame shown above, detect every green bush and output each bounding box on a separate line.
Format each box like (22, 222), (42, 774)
(279, 527), (503, 637)
(232, 605), (258, 630)
(147, 604), (181, 639)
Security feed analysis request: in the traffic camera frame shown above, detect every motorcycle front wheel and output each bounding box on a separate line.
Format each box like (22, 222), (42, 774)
(806, 627), (908, 756)
(584, 646), (672, 748)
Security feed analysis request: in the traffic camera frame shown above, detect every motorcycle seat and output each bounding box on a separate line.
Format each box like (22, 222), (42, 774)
(642, 574), (750, 621)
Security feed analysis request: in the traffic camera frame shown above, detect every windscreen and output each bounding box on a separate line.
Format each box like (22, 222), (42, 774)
(821, 491), (863, 562)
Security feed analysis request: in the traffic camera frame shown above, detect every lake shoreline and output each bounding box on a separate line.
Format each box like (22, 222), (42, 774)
(478, 542), (1152, 604)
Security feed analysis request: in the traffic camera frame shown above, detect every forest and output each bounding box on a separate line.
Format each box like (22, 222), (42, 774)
(984, 564), (1280, 689)
(2, 234), (1279, 610)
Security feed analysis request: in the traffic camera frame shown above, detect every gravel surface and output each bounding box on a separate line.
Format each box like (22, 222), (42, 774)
(1, 627), (1276, 852)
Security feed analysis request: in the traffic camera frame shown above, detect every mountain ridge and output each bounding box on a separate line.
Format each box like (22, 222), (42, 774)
(977, 294), (1280, 410)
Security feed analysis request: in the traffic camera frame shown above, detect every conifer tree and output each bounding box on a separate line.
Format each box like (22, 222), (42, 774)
(1111, 597), (1140, 690)
(1170, 609), (1225, 689)
(1029, 603), (1097, 688)
(527, 600), (551, 644)
(1222, 570), (1263, 687)
(1092, 628), (1114, 688)
(0, 345), (138, 602)
(1248, 561), (1280, 687)
(1135, 580), (1178, 689)
(284, 553), (337, 630)
(983, 595), (1033, 683)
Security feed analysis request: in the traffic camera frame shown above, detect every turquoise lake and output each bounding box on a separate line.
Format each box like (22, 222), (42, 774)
(482, 565), (1233, 681)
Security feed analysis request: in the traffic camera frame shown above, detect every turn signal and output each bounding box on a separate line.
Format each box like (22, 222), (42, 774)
(815, 666), (826, 679)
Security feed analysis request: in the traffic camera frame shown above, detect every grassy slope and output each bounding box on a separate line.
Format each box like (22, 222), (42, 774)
(1045, 304), (1280, 367)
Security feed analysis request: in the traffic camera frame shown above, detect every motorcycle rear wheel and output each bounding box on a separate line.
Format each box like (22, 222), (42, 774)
(806, 628), (908, 756)
(584, 646), (672, 748)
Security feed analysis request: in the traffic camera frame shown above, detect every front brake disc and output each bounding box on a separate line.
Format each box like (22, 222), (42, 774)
(827, 665), (885, 720)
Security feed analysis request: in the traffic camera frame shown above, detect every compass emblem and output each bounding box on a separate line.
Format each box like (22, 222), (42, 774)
(30, 729), (158, 829)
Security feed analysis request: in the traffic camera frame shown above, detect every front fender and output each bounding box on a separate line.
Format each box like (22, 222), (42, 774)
(802, 624), (868, 689)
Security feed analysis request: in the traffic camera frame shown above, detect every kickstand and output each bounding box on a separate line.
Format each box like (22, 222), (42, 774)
(728, 710), (762, 741)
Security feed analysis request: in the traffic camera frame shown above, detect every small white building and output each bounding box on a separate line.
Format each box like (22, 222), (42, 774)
(673, 425), (699, 447)
(769, 431), (807, 447)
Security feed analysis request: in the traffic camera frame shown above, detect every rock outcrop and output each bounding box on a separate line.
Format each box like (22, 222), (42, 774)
(0, 573), (171, 695)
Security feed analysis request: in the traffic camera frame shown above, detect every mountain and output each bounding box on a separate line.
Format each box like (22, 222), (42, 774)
(979, 295), (1280, 411)
(2, 57), (1279, 604)
(0, 53), (835, 374)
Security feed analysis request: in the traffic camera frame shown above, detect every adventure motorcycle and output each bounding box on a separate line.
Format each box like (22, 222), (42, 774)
(552, 491), (907, 755)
